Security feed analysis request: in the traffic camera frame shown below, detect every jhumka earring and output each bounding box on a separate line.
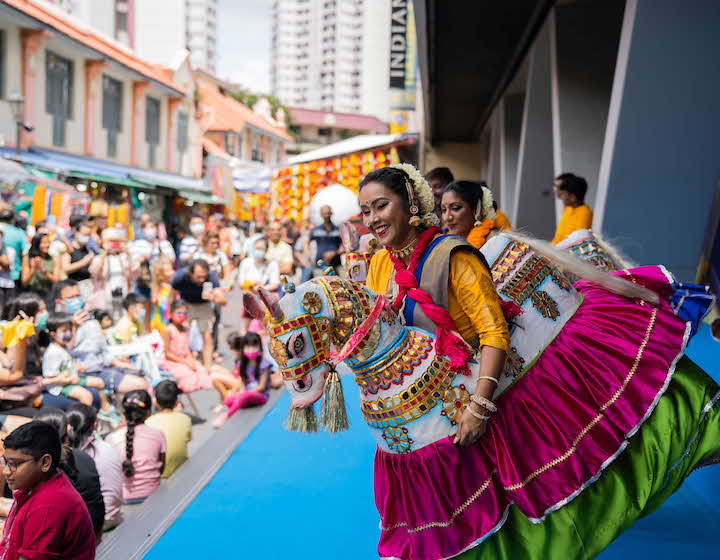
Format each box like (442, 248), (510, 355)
(474, 200), (484, 226)
(405, 179), (421, 227)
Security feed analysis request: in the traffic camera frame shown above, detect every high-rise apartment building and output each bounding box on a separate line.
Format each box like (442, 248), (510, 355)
(47, 0), (217, 72)
(185, 0), (218, 72)
(271, 0), (390, 119)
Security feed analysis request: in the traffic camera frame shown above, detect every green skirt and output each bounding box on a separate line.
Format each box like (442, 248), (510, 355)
(458, 357), (720, 559)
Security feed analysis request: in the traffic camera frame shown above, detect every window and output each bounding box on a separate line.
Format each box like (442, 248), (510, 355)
(45, 51), (74, 147)
(177, 111), (189, 154)
(102, 75), (123, 157)
(318, 127), (331, 137)
(145, 96), (160, 168)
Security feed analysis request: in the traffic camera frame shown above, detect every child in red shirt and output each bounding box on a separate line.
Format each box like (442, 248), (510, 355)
(0, 421), (95, 560)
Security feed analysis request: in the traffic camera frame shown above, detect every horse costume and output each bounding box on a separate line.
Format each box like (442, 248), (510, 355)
(245, 232), (720, 560)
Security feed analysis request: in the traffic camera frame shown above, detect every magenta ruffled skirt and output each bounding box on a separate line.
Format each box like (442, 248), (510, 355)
(374, 266), (691, 560)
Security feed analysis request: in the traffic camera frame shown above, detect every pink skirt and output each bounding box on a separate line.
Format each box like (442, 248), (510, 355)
(161, 360), (213, 392)
(374, 266), (691, 560)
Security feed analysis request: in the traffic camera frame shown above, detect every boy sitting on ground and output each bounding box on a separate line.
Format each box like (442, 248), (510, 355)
(43, 313), (114, 420)
(0, 421), (95, 559)
(146, 380), (192, 478)
(113, 293), (147, 345)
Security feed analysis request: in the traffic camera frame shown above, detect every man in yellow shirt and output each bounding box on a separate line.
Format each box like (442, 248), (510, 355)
(551, 173), (593, 244)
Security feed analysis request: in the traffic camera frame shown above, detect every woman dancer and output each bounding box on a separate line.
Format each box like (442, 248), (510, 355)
(358, 164), (719, 560)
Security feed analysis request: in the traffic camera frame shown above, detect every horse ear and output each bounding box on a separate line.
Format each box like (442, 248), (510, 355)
(243, 292), (266, 320)
(257, 287), (283, 321)
(339, 222), (360, 252)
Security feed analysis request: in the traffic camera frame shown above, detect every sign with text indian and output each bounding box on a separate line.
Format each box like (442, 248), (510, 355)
(389, 0), (417, 110)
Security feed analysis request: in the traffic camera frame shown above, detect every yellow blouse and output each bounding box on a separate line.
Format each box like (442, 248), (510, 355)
(495, 210), (513, 230)
(366, 248), (509, 353)
(552, 204), (593, 244)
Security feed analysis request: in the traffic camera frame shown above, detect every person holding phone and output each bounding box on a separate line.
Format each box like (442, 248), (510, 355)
(171, 259), (227, 369)
(88, 228), (139, 317)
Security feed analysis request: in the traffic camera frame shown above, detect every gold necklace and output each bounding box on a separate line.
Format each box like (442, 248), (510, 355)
(390, 235), (418, 259)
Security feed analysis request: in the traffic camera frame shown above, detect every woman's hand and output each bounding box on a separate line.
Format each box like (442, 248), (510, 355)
(453, 403), (488, 446)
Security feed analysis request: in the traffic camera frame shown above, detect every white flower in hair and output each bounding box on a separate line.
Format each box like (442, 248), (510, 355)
(389, 163), (440, 227)
(475, 186), (497, 225)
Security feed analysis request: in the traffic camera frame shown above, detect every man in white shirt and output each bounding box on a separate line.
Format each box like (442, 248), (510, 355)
(178, 216), (205, 264)
(265, 221), (294, 275)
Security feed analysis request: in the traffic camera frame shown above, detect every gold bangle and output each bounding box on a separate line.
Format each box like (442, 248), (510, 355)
(470, 394), (497, 413)
(465, 404), (490, 421)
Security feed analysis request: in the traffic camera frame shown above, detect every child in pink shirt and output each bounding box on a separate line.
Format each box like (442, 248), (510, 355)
(108, 390), (166, 504)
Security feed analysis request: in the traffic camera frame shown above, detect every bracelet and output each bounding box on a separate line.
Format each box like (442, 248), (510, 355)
(465, 404), (490, 421)
(470, 394), (497, 413)
(477, 376), (499, 385)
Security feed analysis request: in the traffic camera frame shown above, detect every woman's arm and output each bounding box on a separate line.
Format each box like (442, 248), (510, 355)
(47, 255), (62, 283)
(62, 250), (93, 274)
(20, 254), (31, 286)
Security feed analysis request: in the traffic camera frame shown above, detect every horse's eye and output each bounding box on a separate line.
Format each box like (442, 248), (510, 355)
(287, 332), (305, 358)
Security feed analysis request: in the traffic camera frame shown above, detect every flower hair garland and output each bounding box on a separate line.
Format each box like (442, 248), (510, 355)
(389, 163), (441, 227)
(475, 186), (497, 225)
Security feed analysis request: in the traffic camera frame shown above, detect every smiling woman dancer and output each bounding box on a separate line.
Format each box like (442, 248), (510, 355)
(358, 164), (720, 560)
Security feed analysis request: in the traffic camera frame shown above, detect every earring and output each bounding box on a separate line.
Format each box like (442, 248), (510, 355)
(409, 207), (421, 227)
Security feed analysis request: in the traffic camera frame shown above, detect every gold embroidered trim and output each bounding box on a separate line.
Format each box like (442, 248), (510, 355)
(380, 307), (658, 534)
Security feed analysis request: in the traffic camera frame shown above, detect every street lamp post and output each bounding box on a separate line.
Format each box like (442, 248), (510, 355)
(7, 92), (25, 157)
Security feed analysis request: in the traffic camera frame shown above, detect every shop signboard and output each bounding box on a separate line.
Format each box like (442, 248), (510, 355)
(389, 0), (417, 110)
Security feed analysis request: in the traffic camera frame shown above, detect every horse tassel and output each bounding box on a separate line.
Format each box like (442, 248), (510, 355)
(320, 369), (349, 433)
(285, 405), (318, 433)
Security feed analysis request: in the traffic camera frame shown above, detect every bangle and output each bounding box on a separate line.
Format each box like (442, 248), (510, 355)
(477, 376), (499, 385)
(465, 404), (490, 421)
(470, 394), (497, 413)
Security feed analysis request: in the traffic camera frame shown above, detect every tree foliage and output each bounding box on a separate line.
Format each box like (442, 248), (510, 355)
(230, 87), (293, 133)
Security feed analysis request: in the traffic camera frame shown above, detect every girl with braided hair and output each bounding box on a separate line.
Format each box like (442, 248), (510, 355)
(107, 390), (165, 504)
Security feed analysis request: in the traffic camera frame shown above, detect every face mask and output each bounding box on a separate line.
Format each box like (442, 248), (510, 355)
(64, 296), (84, 314)
(61, 331), (73, 344)
(190, 224), (205, 235)
(35, 312), (48, 331)
(253, 249), (266, 260)
(243, 349), (261, 360)
(172, 312), (188, 324)
(135, 308), (146, 320)
(144, 228), (157, 239)
(75, 234), (89, 245)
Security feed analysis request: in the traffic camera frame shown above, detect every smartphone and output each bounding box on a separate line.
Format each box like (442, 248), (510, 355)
(202, 281), (213, 299)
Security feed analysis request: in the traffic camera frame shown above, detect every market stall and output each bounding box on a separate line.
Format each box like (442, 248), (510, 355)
(270, 133), (417, 222)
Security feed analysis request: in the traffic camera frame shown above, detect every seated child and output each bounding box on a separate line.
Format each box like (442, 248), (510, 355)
(209, 332), (245, 413)
(93, 309), (115, 344)
(113, 294), (146, 345)
(42, 313), (112, 418)
(161, 300), (213, 392)
(0, 421), (96, 558)
(213, 332), (273, 428)
(106, 390), (166, 504)
(146, 380), (192, 478)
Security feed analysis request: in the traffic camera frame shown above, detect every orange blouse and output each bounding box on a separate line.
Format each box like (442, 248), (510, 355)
(366, 248), (509, 353)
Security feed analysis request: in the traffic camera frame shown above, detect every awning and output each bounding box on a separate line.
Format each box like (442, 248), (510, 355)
(286, 133), (416, 164)
(232, 160), (271, 193)
(0, 157), (32, 185)
(177, 190), (226, 205)
(0, 147), (209, 192)
(64, 170), (147, 189)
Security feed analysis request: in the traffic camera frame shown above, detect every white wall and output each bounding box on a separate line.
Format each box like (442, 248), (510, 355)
(134, 0), (187, 66)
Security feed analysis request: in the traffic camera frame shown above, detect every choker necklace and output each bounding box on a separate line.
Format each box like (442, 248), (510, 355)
(390, 235), (418, 259)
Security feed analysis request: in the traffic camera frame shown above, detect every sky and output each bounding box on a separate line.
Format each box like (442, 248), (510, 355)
(217, 0), (273, 93)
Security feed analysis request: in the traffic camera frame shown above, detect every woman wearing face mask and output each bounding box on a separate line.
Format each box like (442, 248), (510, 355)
(62, 221), (96, 302)
(88, 229), (138, 318)
(235, 237), (280, 334)
(21, 233), (61, 298)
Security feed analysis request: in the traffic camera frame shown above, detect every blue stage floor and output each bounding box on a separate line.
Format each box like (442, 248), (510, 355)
(145, 325), (720, 559)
